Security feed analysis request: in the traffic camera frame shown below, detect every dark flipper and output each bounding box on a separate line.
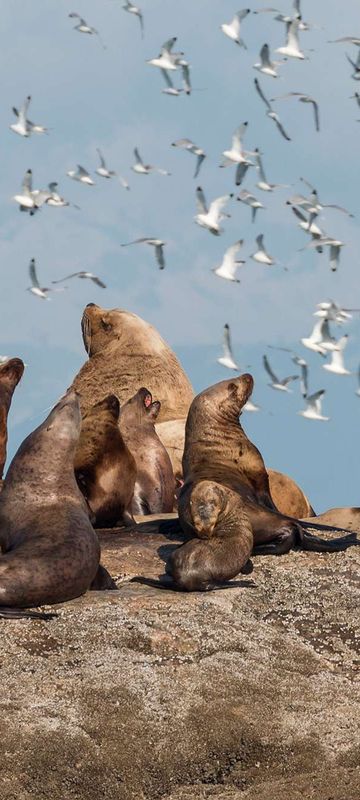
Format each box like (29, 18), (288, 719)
(90, 563), (117, 590)
(130, 575), (256, 592)
(0, 607), (56, 620)
(297, 528), (359, 552)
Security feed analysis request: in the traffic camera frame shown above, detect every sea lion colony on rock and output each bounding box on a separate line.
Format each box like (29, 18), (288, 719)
(0, 311), (359, 614)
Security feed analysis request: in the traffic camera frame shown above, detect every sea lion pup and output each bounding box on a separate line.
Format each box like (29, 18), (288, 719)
(168, 374), (358, 590)
(267, 469), (315, 518)
(120, 387), (175, 515)
(70, 304), (194, 475)
(0, 358), (25, 482)
(0, 390), (115, 620)
(74, 394), (136, 527)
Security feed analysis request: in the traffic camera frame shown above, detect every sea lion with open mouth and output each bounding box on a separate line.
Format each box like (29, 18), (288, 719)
(120, 387), (175, 515)
(74, 394), (137, 527)
(0, 358), (25, 484)
(0, 390), (115, 619)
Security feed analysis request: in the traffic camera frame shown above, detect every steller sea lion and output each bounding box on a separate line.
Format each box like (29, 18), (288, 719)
(0, 358), (25, 482)
(164, 374), (359, 590)
(267, 469), (315, 518)
(0, 389), (115, 619)
(74, 394), (136, 528)
(120, 387), (175, 515)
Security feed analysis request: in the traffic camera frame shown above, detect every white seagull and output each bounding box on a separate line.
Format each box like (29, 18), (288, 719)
(304, 237), (345, 272)
(253, 43), (281, 77)
(95, 148), (116, 178)
(221, 9), (250, 47)
(314, 301), (360, 324)
(237, 190), (265, 223)
(27, 258), (66, 300)
(254, 148), (288, 191)
(323, 336), (351, 375)
(13, 170), (52, 214)
(263, 355), (298, 392)
(121, 238), (166, 269)
(217, 324), (239, 370)
(251, 234), (274, 265)
(52, 272), (106, 288)
(195, 187), (233, 235)
(171, 139), (206, 178)
(147, 37), (180, 71)
(213, 241), (245, 282)
(68, 12), (106, 48)
(301, 319), (331, 356)
(221, 122), (253, 167)
(10, 96), (49, 137)
(271, 92), (320, 131)
(292, 355), (308, 397)
(298, 390), (329, 421)
(67, 165), (95, 185)
(132, 147), (170, 175)
(123, 1), (144, 38)
(276, 17), (305, 59)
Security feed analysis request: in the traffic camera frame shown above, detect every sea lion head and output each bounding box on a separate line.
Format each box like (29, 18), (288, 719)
(120, 387), (161, 426)
(81, 304), (166, 357)
(191, 374), (254, 424)
(83, 394), (120, 423)
(43, 389), (82, 444)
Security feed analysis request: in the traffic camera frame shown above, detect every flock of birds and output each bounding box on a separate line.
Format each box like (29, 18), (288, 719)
(7, 1), (360, 428)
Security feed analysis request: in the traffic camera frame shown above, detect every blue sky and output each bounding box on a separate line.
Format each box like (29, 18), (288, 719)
(2, 0), (360, 512)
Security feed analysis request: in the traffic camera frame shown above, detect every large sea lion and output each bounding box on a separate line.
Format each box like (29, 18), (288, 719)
(120, 387), (175, 515)
(268, 469), (315, 518)
(70, 304), (194, 475)
(166, 374), (358, 590)
(0, 357), (25, 482)
(74, 394), (136, 527)
(0, 390), (115, 619)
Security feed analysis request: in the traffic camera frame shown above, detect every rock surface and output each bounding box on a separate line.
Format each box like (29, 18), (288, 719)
(1, 515), (359, 799)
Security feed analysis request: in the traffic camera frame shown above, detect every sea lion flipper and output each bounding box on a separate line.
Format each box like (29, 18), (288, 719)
(0, 607), (57, 620)
(297, 527), (360, 552)
(252, 529), (296, 556)
(90, 564), (117, 590)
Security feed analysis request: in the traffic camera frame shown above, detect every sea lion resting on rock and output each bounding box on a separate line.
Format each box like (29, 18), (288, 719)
(166, 374), (358, 591)
(74, 394), (136, 527)
(268, 469), (315, 518)
(120, 388), (175, 515)
(70, 303), (194, 475)
(0, 358), (25, 483)
(0, 390), (115, 619)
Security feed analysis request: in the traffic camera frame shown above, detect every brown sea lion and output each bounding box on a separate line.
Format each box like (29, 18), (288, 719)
(0, 358), (25, 481)
(0, 390), (115, 619)
(302, 507), (360, 533)
(71, 302), (193, 421)
(166, 374), (358, 590)
(268, 469), (315, 518)
(74, 394), (136, 528)
(120, 387), (175, 515)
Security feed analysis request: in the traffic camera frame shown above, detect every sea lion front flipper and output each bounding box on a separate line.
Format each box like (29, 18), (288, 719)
(90, 563), (117, 590)
(252, 529), (296, 556)
(0, 607), (56, 620)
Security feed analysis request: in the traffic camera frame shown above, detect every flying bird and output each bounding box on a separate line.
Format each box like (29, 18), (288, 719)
(212, 241), (245, 282)
(220, 9), (250, 48)
(121, 238), (166, 269)
(95, 149), (116, 178)
(253, 43), (281, 77)
(52, 272), (106, 288)
(292, 355), (308, 397)
(13, 170), (52, 215)
(323, 336), (351, 375)
(254, 77), (272, 111)
(267, 110), (291, 141)
(251, 234), (274, 265)
(276, 17), (305, 59)
(237, 190), (265, 223)
(221, 122), (252, 167)
(254, 148), (288, 191)
(217, 324), (239, 370)
(132, 147), (170, 175)
(122, 1), (144, 38)
(300, 319), (333, 356)
(147, 37), (181, 71)
(67, 165), (95, 185)
(194, 187), (233, 235)
(298, 390), (329, 421)
(171, 139), (206, 178)
(68, 12), (106, 48)
(28, 258), (66, 300)
(10, 96), (48, 137)
(263, 355), (298, 392)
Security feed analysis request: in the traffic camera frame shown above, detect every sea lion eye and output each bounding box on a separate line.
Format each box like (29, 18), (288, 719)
(100, 318), (112, 331)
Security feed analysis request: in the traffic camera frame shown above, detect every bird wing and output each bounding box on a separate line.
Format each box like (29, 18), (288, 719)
(181, 63), (191, 94)
(286, 18), (301, 50)
(97, 148), (106, 167)
(173, 138), (194, 150)
(22, 170), (32, 193)
(282, 374), (299, 386)
(19, 95), (31, 123)
(161, 68), (174, 89)
(161, 37), (176, 54)
(92, 276), (107, 288)
(52, 272), (82, 283)
(232, 122), (247, 152)
(255, 151), (267, 183)
(121, 238), (150, 246)
(322, 202), (353, 216)
(29, 258), (40, 288)
(77, 165), (90, 177)
(155, 244), (165, 269)
(254, 78), (272, 111)
(307, 389), (325, 413)
(235, 162), (249, 186)
(194, 154), (205, 179)
(268, 112), (291, 141)
(311, 99), (320, 132)
(236, 9), (250, 21)
(134, 147), (143, 165)
(196, 186), (208, 214)
(208, 194), (231, 223)
(263, 354), (279, 383)
(329, 244), (340, 271)
(223, 240), (244, 269)
(346, 53), (358, 70)
(223, 325), (235, 361)
(256, 233), (264, 249)
(260, 43), (271, 67)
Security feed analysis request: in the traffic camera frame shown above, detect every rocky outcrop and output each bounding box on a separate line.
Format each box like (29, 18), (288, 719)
(1, 516), (359, 799)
